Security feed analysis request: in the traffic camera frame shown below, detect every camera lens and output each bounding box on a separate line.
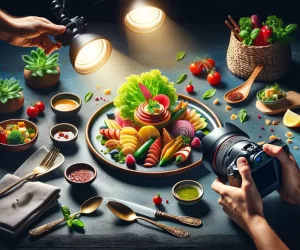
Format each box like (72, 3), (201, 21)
(202, 123), (250, 176)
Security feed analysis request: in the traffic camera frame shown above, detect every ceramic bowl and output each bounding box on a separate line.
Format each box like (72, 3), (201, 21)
(50, 92), (82, 117)
(64, 162), (97, 185)
(172, 180), (204, 205)
(50, 123), (78, 147)
(256, 89), (287, 106)
(0, 119), (38, 152)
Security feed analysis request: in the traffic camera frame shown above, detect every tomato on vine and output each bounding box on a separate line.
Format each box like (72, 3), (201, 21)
(204, 58), (216, 69)
(189, 62), (203, 75)
(207, 71), (221, 85)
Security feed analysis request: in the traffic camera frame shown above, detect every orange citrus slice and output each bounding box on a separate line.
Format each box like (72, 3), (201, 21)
(138, 125), (160, 143)
(283, 109), (300, 127)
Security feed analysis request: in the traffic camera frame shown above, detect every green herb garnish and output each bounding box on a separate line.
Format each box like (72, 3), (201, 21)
(96, 134), (103, 142)
(176, 52), (186, 61)
(22, 47), (59, 77)
(84, 92), (93, 103)
(147, 99), (160, 114)
(0, 78), (23, 104)
(61, 205), (84, 229)
(176, 73), (187, 84)
(182, 136), (191, 145)
(238, 109), (247, 123)
(113, 152), (126, 164)
(257, 83), (285, 102)
(203, 89), (216, 100)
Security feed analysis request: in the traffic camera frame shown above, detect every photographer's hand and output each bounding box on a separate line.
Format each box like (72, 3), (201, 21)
(263, 144), (300, 206)
(211, 157), (288, 250)
(0, 10), (65, 54)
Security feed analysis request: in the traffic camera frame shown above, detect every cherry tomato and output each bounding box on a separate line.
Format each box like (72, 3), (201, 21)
(186, 82), (194, 93)
(207, 71), (221, 85)
(27, 106), (39, 118)
(189, 62), (203, 75)
(0, 130), (7, 144)
(153, 194), (162, 205)
(205, 58), (216, 69)
(34, 101), (45, 113)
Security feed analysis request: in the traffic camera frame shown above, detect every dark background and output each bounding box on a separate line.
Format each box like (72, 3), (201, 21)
(1, 0), (299, 25)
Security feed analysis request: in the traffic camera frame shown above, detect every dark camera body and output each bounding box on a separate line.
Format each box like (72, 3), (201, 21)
(202, 123), (289, 198)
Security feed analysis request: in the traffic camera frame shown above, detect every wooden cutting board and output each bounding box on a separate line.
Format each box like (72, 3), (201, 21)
(256, 91), (300, 115)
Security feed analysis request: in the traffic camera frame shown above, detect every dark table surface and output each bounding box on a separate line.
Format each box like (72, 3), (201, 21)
(0, 22), (300, 250)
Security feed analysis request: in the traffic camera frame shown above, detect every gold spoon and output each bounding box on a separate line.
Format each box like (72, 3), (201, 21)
(224, 64), (263, 104)
(29, 196), (103, 237)
(107, 201), (189, 238)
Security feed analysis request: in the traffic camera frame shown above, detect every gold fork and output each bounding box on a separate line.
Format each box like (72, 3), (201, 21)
(0, 147), (60, 196)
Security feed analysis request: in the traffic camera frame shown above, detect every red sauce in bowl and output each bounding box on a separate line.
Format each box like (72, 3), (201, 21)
(67, 165), (95, 183)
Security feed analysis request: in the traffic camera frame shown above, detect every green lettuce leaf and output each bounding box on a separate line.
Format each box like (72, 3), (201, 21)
(114, 70), (178, 120)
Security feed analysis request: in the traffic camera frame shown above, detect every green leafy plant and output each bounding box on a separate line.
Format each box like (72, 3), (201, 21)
(22, 47), (59, 78)
(114, 70), (178, 120)
(147, 99), (160, 114)
(0, 77), (23, 104)
(61, 205), (84, 229)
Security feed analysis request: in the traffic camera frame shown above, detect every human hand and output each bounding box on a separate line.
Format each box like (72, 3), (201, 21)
(263, 144), (300, 206)
(211, 157), (264, 233)
(4, 15), (65, 54)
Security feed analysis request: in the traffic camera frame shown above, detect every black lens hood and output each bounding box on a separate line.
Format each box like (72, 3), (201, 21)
(202, 122), (249, 159)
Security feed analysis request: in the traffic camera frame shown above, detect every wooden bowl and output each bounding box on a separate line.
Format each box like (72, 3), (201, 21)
(0, 92), (24, 113)
(50, 92), (82, 117)
(50, 123), (78, 147)
(0, 119), (38, 152)
(64, 162), (97, 185)
(24, 66), (60, 89)
(172, 180), (204, 205)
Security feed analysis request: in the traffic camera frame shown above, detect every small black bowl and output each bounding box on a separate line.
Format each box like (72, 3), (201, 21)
(50, 123), (78, 147)
(64, 162), (97, 185)
(50, 92), (82, 117)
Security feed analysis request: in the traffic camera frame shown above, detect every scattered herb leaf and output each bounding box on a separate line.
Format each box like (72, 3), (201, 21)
(84, 92), (93, 103)
(176, 52), (186, 61)
(238, 109), (247, 123)
(203, 89), (216, 100)
(176, 73), (187, 84)
(147, 99), (160, 114)
(96, 135), (103, 142)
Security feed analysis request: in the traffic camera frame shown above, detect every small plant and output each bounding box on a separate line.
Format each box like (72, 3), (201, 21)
(0, 78), (23, 104)
(22, 47), (59, 78)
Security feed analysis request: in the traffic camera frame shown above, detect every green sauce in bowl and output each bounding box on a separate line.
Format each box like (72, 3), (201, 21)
(176, 186), (199, 200)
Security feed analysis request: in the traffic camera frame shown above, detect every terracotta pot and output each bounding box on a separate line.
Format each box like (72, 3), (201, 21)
(24, 67), (60, 88)
(0, 92), (24, 113)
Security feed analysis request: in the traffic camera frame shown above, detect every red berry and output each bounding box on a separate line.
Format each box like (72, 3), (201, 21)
(95, 97), (99, 101)
(166, 200), (169, 204)
(153, 194), (162, 205)
(126, 154), (136, 167)
(191, 137), (201, 148)
(258, 115), (262, 119)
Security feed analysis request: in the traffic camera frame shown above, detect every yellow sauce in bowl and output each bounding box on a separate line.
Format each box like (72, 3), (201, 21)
(54, 99), (78, 111)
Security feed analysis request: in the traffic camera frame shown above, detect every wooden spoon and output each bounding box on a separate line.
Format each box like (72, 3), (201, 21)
(107, 201), (189, 238)
(224, 64), (263, 104)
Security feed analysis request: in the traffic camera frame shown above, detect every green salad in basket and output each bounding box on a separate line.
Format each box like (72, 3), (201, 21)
(257, 83), (286, 102)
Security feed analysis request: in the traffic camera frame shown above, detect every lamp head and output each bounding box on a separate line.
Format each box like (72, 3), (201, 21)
(51, 0), (111, 74)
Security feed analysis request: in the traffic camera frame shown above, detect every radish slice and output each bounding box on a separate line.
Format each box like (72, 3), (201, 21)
(138, 83), (152, 101)
(153, 94), (170, 110)
(172, 120), (195, 138)
(115, 109), (126, 127)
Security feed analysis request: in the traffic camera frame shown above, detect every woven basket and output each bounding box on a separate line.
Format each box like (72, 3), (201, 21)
(226, 32), (291, 81)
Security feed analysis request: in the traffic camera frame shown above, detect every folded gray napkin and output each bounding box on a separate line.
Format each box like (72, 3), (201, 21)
(0, 174), (60, 237)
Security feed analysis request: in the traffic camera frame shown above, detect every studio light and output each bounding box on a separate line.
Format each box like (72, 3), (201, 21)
(124, 5), (166, 33)
(51, 0), (111, 74)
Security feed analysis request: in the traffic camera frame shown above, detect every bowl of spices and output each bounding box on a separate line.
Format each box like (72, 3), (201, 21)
(172, 180), (204, 205)
(50, 92), (82, 117)
(65, 162), (97, 185)
(50, 123), (78, 147)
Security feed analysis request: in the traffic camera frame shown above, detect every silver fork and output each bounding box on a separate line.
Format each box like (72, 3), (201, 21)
(0, 147), (60, 196)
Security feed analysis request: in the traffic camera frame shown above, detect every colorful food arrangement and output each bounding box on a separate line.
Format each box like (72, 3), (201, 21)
(257, 83), (286, 103)
(238, 15), (297, 46)
(97, 70), (208, 168)
(0, 77), (24, 113)
(0, 122), (36, 145)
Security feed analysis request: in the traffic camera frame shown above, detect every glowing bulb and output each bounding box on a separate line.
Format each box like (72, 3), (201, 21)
(125, 6), (165, 33)
(74, 39), (111, 74)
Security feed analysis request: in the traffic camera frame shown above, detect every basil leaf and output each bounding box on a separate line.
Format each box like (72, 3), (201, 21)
(61, 205), (71, 220)
(250, 28), (260, 39)
(175, 73), (187, 84)
(71, 219), (85, 229)
(203, 89), (216, 100)
(84, 92), (93, 103)
(238, 109), (247, 123)
(96, 134), (103, 142)
(67, 219), (73, 228)
(176, 52), (185, 61)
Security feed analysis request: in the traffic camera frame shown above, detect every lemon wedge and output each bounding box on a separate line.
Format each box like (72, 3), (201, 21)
(138, 125), (160, 143)
(283, 109), (300, 127)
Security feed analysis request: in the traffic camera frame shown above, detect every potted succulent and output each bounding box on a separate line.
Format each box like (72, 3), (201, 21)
(0, 77), (24, 113)
(22, 47), (60, 88)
